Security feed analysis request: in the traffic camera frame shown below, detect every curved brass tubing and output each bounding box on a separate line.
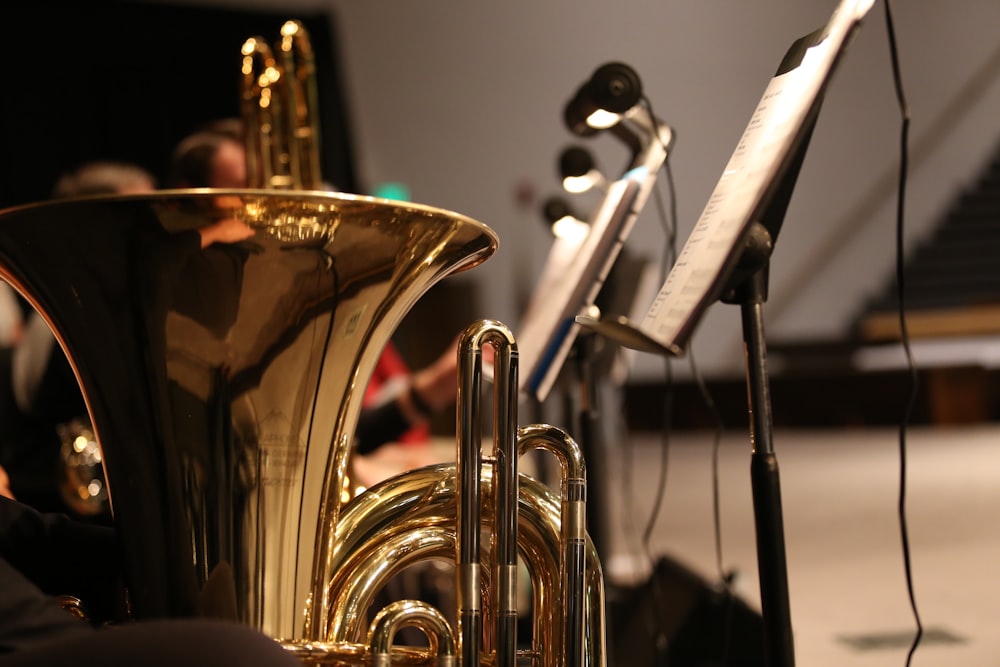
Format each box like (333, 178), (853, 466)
(320, 461), (606, 667)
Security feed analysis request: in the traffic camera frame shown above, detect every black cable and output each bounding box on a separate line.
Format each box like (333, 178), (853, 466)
(645, 96), (736, 664)
(687, 351), (728, 585)
(882, 1), (922, 665)
(585, 95), (679, 662)
(658, 110), (734, 664)
(642, 351), (673, 556)
(642, 96), (731, 581)
(688, 344), (735, 665)
(631, 97), (736, 665)
(640, 102), (677, 560)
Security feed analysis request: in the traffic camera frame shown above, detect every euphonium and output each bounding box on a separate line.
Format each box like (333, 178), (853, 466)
(0, 18), (608, 667)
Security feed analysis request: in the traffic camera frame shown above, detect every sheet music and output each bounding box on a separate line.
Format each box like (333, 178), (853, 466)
(633, 0), (875, 353)
(517, 171), (643, 399)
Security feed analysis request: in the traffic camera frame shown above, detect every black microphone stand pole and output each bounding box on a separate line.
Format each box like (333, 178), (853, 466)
(568, 325), (611, 564)
(722, 222), (794, 667)
(717, 112), (818, 667)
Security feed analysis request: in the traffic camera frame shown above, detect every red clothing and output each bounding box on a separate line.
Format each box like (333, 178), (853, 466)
(363, 342), (428, 444)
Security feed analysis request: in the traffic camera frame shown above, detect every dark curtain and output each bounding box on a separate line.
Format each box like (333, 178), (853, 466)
(0, 0), (358, 208)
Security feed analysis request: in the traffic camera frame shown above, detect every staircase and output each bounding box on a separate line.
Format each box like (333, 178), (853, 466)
(857, 139), (1000, 340)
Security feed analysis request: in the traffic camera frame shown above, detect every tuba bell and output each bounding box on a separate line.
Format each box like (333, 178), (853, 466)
(0, 19), (607, 667)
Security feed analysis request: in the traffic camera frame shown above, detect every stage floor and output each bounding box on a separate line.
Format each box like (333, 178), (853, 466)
(603, 424), (1000, 667)
(356, 423), (1000, 666)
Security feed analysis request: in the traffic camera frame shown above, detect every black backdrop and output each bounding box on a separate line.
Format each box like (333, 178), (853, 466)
(0, 0), (358, 208)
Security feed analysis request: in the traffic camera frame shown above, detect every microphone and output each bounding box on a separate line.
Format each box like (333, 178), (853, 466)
(563, 62), (643, 136)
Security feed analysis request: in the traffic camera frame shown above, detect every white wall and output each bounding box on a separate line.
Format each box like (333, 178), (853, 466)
(151, 0), (1000, 380)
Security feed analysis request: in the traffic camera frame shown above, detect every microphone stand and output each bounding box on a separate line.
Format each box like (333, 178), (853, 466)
(721, 222), (794, 667)
(715, 113), (818, 667)
(574, 24), (861, 660)
(567, 325), (611, 564)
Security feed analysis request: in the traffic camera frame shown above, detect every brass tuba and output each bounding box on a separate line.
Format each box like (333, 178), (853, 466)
(0, 19), (606, 667)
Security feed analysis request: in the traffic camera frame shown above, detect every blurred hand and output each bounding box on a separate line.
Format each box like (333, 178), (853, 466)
(410, 334), (461, 414)
(0, 464), (14, 500)
(199, 217), (255, 248)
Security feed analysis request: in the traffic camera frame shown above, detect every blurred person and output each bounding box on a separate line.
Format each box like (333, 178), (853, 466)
(51, 161), (156, 198)
(169, 120), (247, 190)
(171, 123), (461, 459)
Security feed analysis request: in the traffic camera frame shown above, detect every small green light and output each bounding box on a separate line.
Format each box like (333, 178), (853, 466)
(372, 182), (411, 202)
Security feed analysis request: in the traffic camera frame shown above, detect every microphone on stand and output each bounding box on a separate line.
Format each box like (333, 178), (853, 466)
(558, 146), (608, 194)
(564, 62), (643, 137)
(540, 196), (589, 242)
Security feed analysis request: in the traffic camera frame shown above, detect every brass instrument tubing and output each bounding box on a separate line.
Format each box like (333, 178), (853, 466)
(282, 640), (441, 667)
(277, 20), (322, 190)
(318, 458), (607, 667)
(241, 20), (322, 190)
(326, 527), (456, 643)
(368, 600), (457, 667)
(585, 558), (608, 667)
(457, 324), (483, 667)
(517, 424), (588, 667)
(457, 320), (519, 667)
(491, 327), (519, 667)
(240, 37), (281, 189)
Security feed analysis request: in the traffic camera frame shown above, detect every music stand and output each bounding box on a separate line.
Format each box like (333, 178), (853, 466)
(578, 2), (876, 665)
(515, 100), (672, 563)
(517, 104), (673, 402)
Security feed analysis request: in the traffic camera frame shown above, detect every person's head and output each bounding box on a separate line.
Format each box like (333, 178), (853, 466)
(170, 119), (248, 189)
(52, 161), (156, 198)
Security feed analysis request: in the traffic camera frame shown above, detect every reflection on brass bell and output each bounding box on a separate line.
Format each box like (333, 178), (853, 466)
(57, 417), (109, 517)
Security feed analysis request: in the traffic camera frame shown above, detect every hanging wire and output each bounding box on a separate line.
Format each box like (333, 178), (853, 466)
(654, 99), (735, 664)
(634, 97), (736, 664)
(882, 1), (923, 664)
(638, 97), (678, 565)
(640, 97), (730, 586)
(633, 97), (681, 664)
